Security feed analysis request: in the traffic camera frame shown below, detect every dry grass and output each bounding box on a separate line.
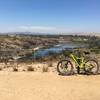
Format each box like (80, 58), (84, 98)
(47, 62), (53, 67)
(0, 67), (2, 71)
(13, 67), (18, 72)
(27, 66), (34, 71)
(42, 65), (49, 72)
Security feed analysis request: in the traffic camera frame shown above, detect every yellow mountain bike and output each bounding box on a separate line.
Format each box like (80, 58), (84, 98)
(57, 50), (99, 75)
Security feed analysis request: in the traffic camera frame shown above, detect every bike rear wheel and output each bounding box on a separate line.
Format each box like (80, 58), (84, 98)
(57, 60), (73, 75)
(84, 59), (99, 75)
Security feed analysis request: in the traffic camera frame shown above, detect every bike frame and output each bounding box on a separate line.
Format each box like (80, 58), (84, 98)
(69, 54), (85, 69)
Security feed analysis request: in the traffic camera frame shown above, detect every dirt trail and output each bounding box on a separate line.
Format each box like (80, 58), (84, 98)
(0, 72), (100, 100)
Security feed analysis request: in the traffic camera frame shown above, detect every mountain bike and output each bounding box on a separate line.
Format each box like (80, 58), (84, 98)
(57, 50), (99, 75)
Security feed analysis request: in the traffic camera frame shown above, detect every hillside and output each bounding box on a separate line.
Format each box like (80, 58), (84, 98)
(0, 34), (99, 60)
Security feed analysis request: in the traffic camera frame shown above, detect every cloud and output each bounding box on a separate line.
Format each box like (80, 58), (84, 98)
(0, 25), (68, 33)
(18, 26), (77, 34)
(18, 26), (58, 33)
(19, 26), (56, 30)
(1, 25), (100, 35)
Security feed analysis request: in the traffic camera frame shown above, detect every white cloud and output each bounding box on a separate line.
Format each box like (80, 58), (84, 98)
(18, 26), (57, 33)
(18, 26), (77, 34)
(1, 26), (100, 35)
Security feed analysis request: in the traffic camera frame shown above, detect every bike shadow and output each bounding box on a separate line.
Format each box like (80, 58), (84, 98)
(58, 72), (100, 76)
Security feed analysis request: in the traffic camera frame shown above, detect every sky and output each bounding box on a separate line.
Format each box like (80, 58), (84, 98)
(0, 0), (100, 33)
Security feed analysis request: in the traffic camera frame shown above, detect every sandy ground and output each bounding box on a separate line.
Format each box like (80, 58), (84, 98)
(0, 72), (100, 100)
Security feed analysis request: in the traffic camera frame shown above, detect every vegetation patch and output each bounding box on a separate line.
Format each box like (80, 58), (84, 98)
(42, 66), (49, 72)
(13, 67), (18, 72)
(27, 66), (34, 71)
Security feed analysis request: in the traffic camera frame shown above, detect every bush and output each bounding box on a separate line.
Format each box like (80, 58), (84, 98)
(13, 67), (18, 72)
(91, 49), (100, 54)
(42, 66), (49, 72)
(27, 66), (34, 71)
(0, 67), (2, 71)
(48, 62), (53, 67)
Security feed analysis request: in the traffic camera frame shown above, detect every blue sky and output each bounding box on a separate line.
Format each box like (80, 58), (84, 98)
(0, 0), (100, 33)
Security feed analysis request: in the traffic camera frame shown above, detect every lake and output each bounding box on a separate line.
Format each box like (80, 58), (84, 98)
(32, 42), (88, 58)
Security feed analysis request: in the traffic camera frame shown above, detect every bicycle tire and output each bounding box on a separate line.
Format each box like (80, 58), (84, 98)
(57, 60), (73, 75)
(84, 59), (99, 75)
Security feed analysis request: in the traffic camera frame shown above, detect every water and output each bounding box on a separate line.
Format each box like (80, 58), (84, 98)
(32, 42), (87, 58)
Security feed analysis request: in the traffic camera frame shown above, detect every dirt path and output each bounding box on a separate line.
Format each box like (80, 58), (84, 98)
(0, 72), (100, 100)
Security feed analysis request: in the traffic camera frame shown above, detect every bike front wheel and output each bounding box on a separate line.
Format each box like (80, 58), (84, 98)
(84, 59), (99, 75)
(57, 60), (73, 75)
